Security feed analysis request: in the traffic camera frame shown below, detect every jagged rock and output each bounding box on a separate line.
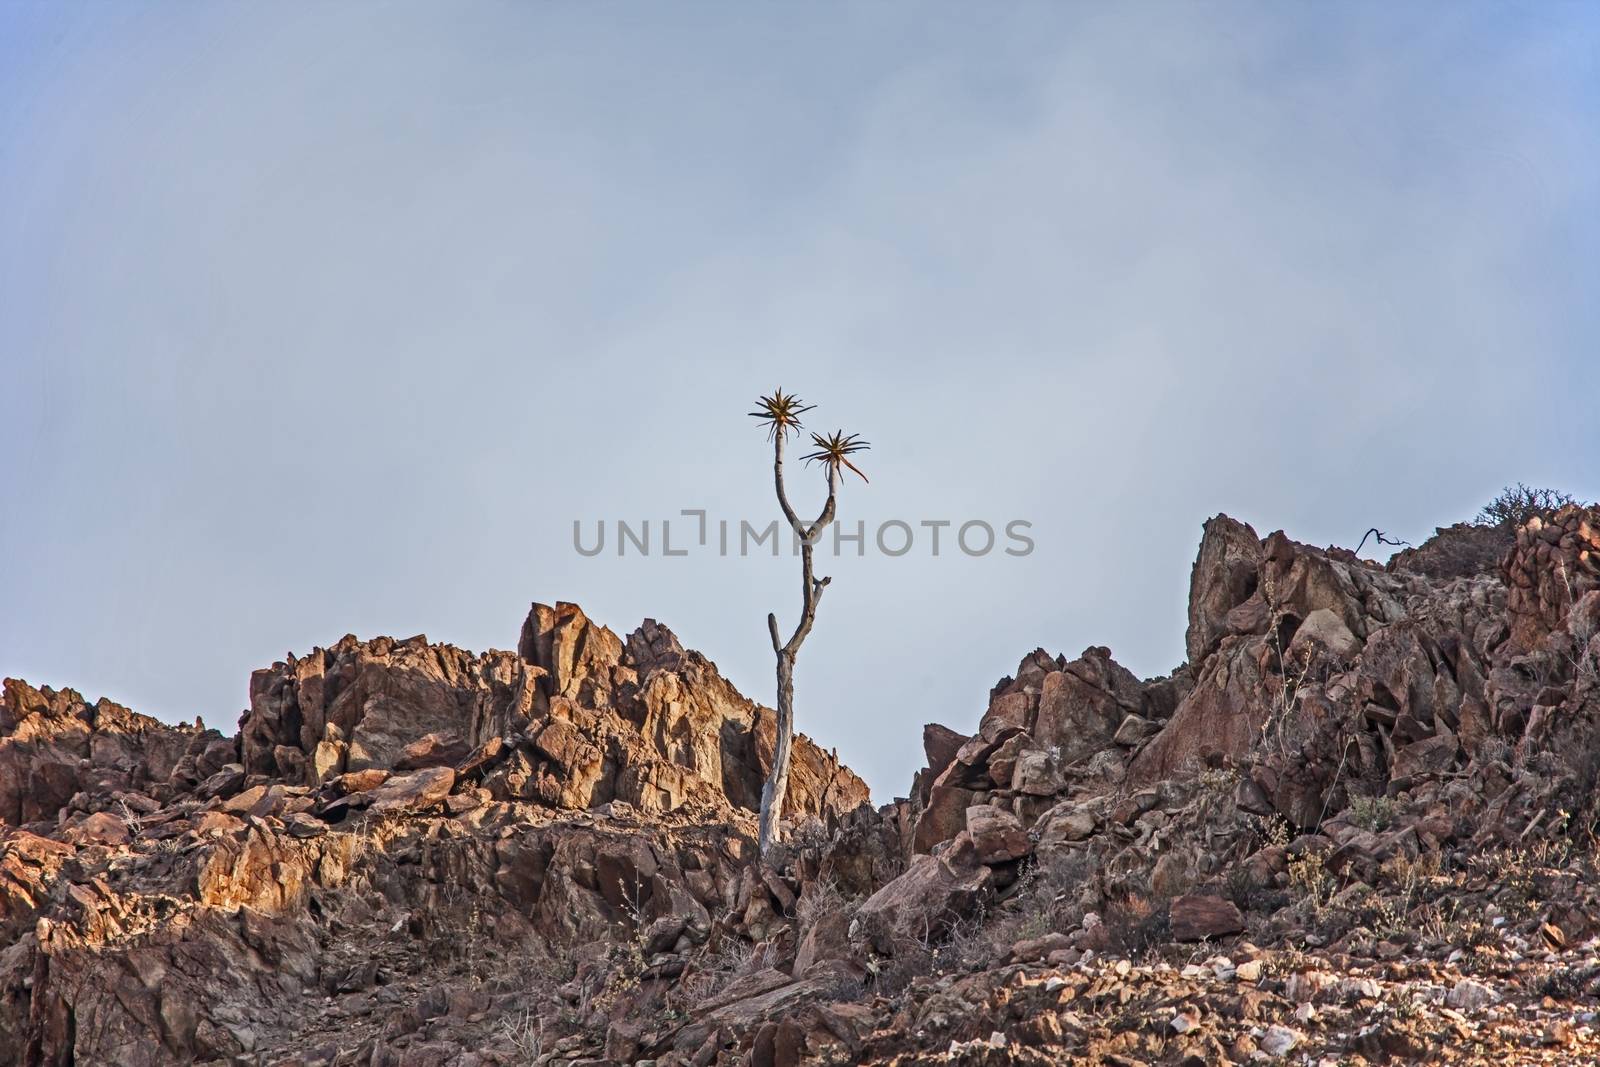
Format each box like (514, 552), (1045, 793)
(1187, 515), (1265, 665)
(1446, 978), (1500, 1013)
(10, 505), (1600, 1066)
(1390, 522), (1516, 580)
(365, 766), (456, 816)
(921, 724), (966, 781)
(793, 909), (854, 978)
(241, 634), (536, 781)
(1129, 635), (1273, 784)
(393, 732), (471, 771)
(1289, 608), (1363, 661)
(1112, 714), (1158, 746)
(1009, 931), (1072, 963)
(1011, 749), (1066, 797)
(911, 776), (975, 854)
(1035, 802), (1097, 846)
(1260, 1025), (1303, 1057)
(240, 604), (865, 826)
(1503, 505), (1600, 651)
(519, 601), (625, 707)
(850, 852), (993, 954)
(72, 811), (130, 847)
(0, 679), (204, 827)
(1033, 648), (1143, 764)
(964, 805), (1029, 864)
(985, 731), (1032, 787)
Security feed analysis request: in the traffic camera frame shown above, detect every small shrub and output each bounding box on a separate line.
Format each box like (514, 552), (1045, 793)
(1476, 483), (1574, 528)
(1348, 794), (1396, 832)
(794, 877), (847, 930)
(864, 938), (936, 996)
(1001, 855), (1087, 940)
(1288, 850), (1335, 919)
(1256, 814), (1292, 850)
(1104, 892), (1167, 956)
(673, 933), (757, 1007)
(494, 1006), (545, 1064)
(1418, 898), (1498, 951)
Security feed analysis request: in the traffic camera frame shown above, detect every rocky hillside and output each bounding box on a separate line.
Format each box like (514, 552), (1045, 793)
(4, 507), (1600, 1066)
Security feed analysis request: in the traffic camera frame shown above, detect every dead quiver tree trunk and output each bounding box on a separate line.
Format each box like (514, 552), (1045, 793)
(748, 390), (868, 858)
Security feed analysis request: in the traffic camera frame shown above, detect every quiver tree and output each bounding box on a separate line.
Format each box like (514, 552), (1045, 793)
(748, 390), (869, 857)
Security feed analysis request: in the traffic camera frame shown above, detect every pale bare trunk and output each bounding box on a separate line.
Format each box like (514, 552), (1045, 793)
(758, 653), (796, 855)
(757, 436), (838, 858)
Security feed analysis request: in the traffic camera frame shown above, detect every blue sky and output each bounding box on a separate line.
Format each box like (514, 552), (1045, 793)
(3, 2), (1597, 798)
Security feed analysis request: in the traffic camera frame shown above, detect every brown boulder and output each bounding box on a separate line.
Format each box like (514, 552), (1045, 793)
(365, 766), (456, 816)
(1129, 636), (1274, 784)
(392, 732), (470, 771)
(1169, 894), (1245, 941)
(965, 804), (1030, 864)
(1033, 648), (1143, 765)
(850, 852), (994, 953)
(911, 774), (975, 855)
(921, 723), (967, 780)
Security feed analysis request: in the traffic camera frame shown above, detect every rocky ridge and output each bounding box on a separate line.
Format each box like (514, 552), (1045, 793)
(3, 506), (1600, 1065)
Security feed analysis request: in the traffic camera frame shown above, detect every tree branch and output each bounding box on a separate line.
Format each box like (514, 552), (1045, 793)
(805, 465), (841, 542)
(1355, 528), (1410, 555)
(773, 433), (802, 534)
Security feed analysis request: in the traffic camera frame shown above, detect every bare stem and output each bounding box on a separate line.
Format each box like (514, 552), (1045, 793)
(758, 444), (840, 856)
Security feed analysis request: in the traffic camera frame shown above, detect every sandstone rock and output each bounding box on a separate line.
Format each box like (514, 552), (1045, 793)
(911, 775), (976, 855)
(1010, 749), (1066, 796)
(1129, 636), (1273, 784)
(793, 910), (854, 978)
(239, 606), (866, 826)
(242, 634), (537, 781)
(1112, 714), (1157, 746)
(984, 731), (1032, 790)
(1035, 802), (1097, 845)
(1169, 895), (1244, 941)
(1033, 648), (1143, 764)
(71, 811), (129, 847)
(1187, 515), (1265, 665)
(921, 724), (966, 781)
(1289, 608), (1363, 661)
(1, 679), (199, 826)
(851, 853), (993, 953)
(1009, 932), (1071, 963)
(1261, 530), (1367, 641)
(365, 766), (456, 816)
(393, 732), (470, 771)
(1150, 850), (1193, 899)
(964, 805), (1029, 864)
(1445, 978), (1499, 1013)
(1260, 1025), (1302, 1057)
(1502, 505), (1600, 650)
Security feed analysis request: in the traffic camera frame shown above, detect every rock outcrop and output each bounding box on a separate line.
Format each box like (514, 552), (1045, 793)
(1500, 504), (1600, 652)
(0, 603), (870, 1066)
(0, 678), (229, 828)
(240, 602), (867, 819)
(7, 502), (1600, 1067)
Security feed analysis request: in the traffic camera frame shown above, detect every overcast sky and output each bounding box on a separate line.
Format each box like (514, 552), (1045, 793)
(3, 3), (1597, 799)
